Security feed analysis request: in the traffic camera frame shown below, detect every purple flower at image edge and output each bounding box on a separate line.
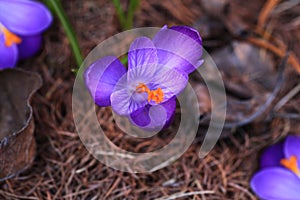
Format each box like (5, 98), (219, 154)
(84, 25), (203, 130)
(0, 0), (52, 69)
(251, 135), (300, 200)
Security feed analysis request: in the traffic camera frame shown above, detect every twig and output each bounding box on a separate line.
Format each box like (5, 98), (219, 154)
(228, 182), (257, 200)
(62, 184), (103, 198)
(254, 27), (285, 48)
(247, 37), (300, 74)
(156, 191), (215, 200)
(257, 0), (280, 30)
(272, 113), (300, 119)
(272, 0), (300, 14)
(105, 177), (121, 198)
(274, 81), (300, 111)
(0, 191), (39, 200)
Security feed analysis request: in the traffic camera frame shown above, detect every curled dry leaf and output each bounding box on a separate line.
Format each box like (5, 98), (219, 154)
(0, 69), (42, 181)
(192, 41), (282, 138)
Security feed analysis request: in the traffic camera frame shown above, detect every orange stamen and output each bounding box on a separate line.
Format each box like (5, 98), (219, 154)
(0, 26), (22, 47)
(136, 83), (164, 104)
(136, 83), (149, 93)
(280, 155), (300, 177)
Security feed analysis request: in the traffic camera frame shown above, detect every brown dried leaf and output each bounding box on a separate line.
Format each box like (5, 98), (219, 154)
(0, 69), (42, 181)
(194, 41), (279, 137)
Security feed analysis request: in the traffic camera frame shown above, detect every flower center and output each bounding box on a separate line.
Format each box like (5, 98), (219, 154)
(0, 25), (22, 47)
(280, 155), (300, 177)
(136, 83), (164, 104)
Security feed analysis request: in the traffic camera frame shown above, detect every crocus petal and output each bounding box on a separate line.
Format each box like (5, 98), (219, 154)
(129, 98), (176, 130)
(170, 26), (202, 46)
(0, 0), (52, 35)
(17, 34), (42, 59)
(84, 56), (126, 106)
(251, 167), (300, 200)
(111, 87), (148, 115)
(111, 53), (160, 115)
(260, 141), (285, 169)
(128, 37), (158, 81)
(284, 135), (300, 166)
(161, 97), (176, 128)
(0, 36), (18, 69)
(150, 68), (188, 104)
(129, 105), (151, 127)
(126, 62), (158, 86)
(153, 25), (203, 74)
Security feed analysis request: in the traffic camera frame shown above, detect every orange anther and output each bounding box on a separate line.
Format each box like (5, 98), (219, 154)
(280, 155), (300, 177)
(149, 88), (164, 103)
(0, 26), (22, 47)
(136, 83), (149, 93)
(136, 83), (164, 104)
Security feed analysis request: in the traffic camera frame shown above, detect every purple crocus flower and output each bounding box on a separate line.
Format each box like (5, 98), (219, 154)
(251, 135), (300, 200)
(84, 26), (203, 130)
(0, 0), (52, 69)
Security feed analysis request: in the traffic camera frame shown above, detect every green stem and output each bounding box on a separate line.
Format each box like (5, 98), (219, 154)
(112, 0), (127, 30)
(44, 0), (83, 71)
(112, 0), (140, 30)
(126, 0), (139, 29)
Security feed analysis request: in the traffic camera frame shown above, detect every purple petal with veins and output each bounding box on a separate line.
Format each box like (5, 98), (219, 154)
(153, 26), (203, 74)
(251, 167), (300, 200)
(84, 56), (126, 106)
